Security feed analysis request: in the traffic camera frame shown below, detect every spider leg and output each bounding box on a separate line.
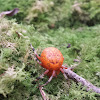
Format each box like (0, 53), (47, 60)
(35, 57), (42, 65)
(40, 70), (55, 87)
(60, 68), (64, 73)
(60, 68), (68, 80)
(30, 44), (41, 65)
(36, 69), (49, 81)
(61, 65), (68, 69)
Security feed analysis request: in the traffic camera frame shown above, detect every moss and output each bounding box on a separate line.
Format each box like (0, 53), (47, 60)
(0, 0), (99, 99)
(0, 18), (100, 99)
(0, 0), (100, 30)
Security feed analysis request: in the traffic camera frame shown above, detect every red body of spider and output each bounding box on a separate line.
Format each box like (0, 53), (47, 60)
(36, 47), (65, 77)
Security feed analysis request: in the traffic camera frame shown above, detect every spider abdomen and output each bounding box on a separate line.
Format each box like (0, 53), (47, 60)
(40, 47), (64, 70)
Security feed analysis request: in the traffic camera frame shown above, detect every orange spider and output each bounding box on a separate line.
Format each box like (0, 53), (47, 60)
(31, 45), (67, 86)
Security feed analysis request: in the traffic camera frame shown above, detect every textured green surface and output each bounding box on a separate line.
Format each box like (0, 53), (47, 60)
(0, 18), (100, 100)
(0, 0), (100, 99)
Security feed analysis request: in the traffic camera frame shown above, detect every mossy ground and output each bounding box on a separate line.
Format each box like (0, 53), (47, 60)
(0, 18), (100, 100)
(0, 0), (100, 99)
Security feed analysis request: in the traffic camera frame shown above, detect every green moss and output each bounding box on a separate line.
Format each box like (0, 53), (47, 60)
(0, 0), (99, 99)
(0, 18), (100, 99)
(0, 0), (100, 30)
(0, 0), (34, 22)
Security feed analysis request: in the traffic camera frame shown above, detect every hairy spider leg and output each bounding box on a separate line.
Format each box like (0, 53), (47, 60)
(60, 68), (68, 80)
(61, 65), (68, 69)
(60, 68), (64, 73)
(35, 53), (41, 65)
(60, 65), (68, 79)
(36, 70), (49, 81)
(40, 70), (55, 87)
(30, 44), (42, 65)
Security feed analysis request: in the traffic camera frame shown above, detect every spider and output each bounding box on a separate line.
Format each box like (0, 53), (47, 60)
(31, 45), (67, 87)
